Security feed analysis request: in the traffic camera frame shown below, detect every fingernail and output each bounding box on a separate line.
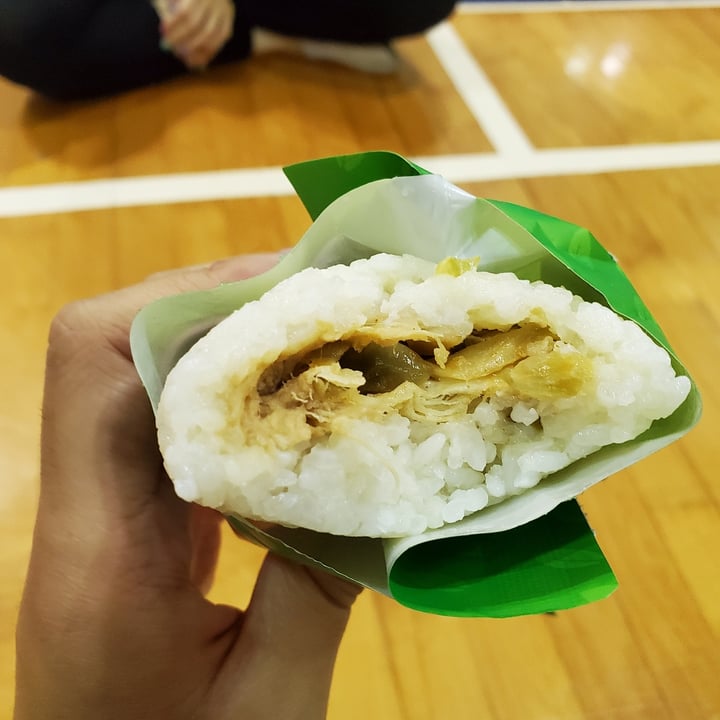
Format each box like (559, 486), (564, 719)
(209, 252), (284, 282)
(159, 37), (172, 52)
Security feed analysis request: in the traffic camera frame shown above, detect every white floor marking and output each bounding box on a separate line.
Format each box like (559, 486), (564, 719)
(414, 141), (720, 182)
(0, 167), (292, 218)
(458, 0), (720, 14)
(1, 4), (718, 219)
(427, 22), (534, 155)
(2, 142), (719, 217)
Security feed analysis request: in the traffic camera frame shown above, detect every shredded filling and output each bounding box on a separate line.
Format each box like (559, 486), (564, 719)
(243, 323), (594, 451)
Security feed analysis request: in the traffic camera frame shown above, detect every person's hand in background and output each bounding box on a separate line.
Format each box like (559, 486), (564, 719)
(154, 0), (235, 69)
(14, 254), (361, 720)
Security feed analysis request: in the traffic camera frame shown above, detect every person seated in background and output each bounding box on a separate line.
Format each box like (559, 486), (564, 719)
(0, 0), (457, 100)
(14, 253), (363, 720)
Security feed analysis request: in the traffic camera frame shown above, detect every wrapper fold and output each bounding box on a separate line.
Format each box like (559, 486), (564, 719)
(131, 151), (701, 617)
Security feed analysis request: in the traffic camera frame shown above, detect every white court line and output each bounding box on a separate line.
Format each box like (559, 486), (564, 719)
(3, 3), (714, 218)
(458, 0), (720, 13)
(0, 166), (292, 218)
(427, 22), (534, 156)
(415, 142), (720, 182)
(1, 142), (719, 217)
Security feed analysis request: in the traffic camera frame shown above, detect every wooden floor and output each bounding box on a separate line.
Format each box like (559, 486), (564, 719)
(1, 3), (719, 718)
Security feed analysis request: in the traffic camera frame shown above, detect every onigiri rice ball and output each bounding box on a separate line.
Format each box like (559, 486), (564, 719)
(156, 254), (690, 537)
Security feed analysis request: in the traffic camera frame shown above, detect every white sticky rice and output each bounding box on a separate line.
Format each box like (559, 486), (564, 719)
(157, 254), (690, 537)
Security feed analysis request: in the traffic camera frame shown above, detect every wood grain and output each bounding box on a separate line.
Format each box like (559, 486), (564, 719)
(454, 8), (720, 147)
(1, 6), (719, 720)
(0, 35), (490, 188)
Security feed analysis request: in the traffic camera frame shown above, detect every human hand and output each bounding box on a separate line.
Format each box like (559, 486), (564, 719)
(14, 254), (361, 720)
(155, 0), (235, 69)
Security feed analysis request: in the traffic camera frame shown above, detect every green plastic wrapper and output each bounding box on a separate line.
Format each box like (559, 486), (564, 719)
(130, 151), (701, 617)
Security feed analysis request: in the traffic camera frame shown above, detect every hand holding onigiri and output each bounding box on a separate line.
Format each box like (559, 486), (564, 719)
(157, 254), (690, 538)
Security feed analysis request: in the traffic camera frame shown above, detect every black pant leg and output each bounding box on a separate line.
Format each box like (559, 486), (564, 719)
(245, 0), (457, 43)
(0, 0), (252, 100)
(0, 0), (455, 100)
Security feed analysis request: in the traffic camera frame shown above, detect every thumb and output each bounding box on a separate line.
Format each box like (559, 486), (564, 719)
(218, 553), (361, 719)
(39, 252), (284, 512)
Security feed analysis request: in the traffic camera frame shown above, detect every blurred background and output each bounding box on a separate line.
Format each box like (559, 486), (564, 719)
(1, 1), (719, 717)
